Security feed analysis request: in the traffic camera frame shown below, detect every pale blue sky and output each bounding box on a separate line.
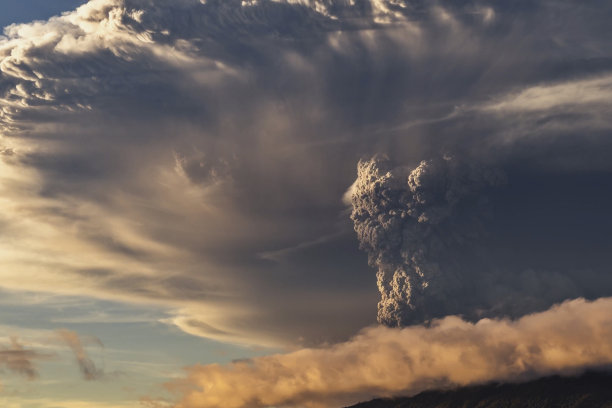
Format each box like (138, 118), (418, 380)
(0, 1), (87, 29)
(0, 289), (276, 407)
(1, 4), (276, 406)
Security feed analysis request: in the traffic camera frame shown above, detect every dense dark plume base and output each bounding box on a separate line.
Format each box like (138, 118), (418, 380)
(345, 370), (612, 408)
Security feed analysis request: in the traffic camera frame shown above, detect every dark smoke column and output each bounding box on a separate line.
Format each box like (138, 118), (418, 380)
(350, 155), (503, 326)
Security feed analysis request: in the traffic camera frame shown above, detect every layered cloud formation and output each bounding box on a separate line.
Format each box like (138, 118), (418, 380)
(1, 1), (611, 407)
(170, 297), (612, 408)
(1, 0), (611, 348)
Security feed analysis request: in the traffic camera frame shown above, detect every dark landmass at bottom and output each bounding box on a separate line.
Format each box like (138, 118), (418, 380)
(346, 371), (612, 408)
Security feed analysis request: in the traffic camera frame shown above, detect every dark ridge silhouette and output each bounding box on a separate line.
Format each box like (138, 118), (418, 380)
(346, 371), (612, 408)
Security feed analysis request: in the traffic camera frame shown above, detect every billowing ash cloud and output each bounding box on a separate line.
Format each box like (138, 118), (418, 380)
(350, 147), (612, 327)
(351, 154), (504, 326)
(169, 297), (612, 408)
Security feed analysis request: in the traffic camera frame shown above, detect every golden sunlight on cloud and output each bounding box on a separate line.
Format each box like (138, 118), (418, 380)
(170, 297), (612, 408)
(483, 74), (612, 113)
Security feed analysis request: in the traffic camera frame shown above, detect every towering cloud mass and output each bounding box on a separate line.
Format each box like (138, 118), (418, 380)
(170, 297), (612, 408)
(350, 150), (612, 326)
(0, 0), (611, 407)
(0, 0), (612, 347)
(350, 155), (504, 325)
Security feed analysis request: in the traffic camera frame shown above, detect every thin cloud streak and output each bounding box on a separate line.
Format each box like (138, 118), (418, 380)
(0, 337), (54, 380)
(57, 329), (105, 381)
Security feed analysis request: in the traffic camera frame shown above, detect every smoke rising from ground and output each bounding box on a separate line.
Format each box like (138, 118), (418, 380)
(170, 297), (612, 408)
(350, 154), (504, 326)
(349, 152), (612, 327)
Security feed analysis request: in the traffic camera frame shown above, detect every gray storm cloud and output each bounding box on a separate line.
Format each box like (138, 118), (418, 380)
(0, 0), (611, 347)
(350, 151), (612, 327)
(350, 154), (504, 326)
(169, 297), (612, 408)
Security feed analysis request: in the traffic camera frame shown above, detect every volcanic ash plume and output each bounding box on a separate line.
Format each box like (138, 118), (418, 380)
(350, 155), (504, 326)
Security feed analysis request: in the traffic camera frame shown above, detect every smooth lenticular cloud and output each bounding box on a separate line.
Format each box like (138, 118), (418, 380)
(170, 297), (612, 408)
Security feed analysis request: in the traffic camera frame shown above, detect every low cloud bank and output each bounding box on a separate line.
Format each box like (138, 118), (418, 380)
(170, 297), (612, 408)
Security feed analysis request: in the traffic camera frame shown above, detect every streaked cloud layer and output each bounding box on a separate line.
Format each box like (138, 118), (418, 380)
(0, 0), (611, 406)
(1, 0), (610, 347)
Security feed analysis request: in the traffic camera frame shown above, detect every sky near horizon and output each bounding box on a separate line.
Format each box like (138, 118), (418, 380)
(1, 1), (612, 407)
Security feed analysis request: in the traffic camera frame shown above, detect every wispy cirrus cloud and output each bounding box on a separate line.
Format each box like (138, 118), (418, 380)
(57, 330), (105, 381)
(0, 337), (54, 380)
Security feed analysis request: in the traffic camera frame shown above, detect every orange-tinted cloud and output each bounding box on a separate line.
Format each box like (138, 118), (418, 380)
(0, 337), (53, 380)
(170, 297), (612, 408)
(57, 329), (104, 381)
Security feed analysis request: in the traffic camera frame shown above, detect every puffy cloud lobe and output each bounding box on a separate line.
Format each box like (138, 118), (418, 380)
(350, 154), (504, 326)
(170, 297), (612, 408)
(2, 0), (607, 134)
(351, 150), (612, 328)
(0, 0), (230, 131)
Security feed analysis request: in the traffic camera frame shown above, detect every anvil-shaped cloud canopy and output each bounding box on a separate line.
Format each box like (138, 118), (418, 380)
(1, 0), (612, 346)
